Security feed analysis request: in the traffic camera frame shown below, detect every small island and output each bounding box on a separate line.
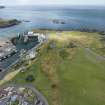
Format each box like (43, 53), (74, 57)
(0, 19), (21, 28)
(52, 19), (66, 24)
(0, 6), (5, 9)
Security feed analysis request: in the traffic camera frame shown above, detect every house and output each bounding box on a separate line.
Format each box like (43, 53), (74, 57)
(0, 43), (17, 61)
(26, 50), (37, 60)
(0, 89), (8, 98)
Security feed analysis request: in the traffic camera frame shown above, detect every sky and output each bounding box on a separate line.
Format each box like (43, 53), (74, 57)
(0, 0), (105, 6)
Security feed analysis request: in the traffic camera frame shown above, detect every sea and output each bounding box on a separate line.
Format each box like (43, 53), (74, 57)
(0, 5), (105, 38)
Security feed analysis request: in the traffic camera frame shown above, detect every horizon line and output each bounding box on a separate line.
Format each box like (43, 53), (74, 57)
(1, 3), (105, 6)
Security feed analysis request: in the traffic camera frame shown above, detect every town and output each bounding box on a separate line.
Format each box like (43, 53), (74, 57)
(0, 84), (48, 105)
(0, 31), (46, 72)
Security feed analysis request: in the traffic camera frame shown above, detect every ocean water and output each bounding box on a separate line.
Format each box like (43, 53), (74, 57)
(0, 5), (105, 37)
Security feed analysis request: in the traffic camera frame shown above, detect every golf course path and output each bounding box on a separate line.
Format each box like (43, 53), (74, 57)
(84, 48), (105, 62)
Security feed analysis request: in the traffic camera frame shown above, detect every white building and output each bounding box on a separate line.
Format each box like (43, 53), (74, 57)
(28, 31), (34, 35)
(26, 50), (37, 60)
(25, 31), (46, 43)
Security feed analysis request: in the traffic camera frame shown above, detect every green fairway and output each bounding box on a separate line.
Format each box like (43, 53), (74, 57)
(58, 48), (105, 105)
(1, 31), (105, 105)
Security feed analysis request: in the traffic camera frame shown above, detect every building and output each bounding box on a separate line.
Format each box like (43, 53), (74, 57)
(26, 50), (37, 60)
(0, 89), (8, 98)
(24, 31), (46, 43)
(0, 41), (17, 61)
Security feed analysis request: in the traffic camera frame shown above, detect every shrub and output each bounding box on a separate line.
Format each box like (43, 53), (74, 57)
(59, 49), (69, 59)
(26, 75), (35, 82)
(47, 41), (56, 51)
(67, 42), (77, 48)
(0, 69), (2, 72)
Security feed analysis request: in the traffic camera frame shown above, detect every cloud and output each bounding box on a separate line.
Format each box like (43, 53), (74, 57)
(0, 0), (105, 5)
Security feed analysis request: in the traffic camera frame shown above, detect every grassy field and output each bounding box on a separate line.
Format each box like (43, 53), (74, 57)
(1, 31), (105, 105)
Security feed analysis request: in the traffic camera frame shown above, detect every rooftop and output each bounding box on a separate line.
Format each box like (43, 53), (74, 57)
(0, 38), (17, 58)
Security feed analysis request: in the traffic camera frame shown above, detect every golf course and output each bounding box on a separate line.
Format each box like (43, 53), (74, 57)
(1, 31), (105, 105)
